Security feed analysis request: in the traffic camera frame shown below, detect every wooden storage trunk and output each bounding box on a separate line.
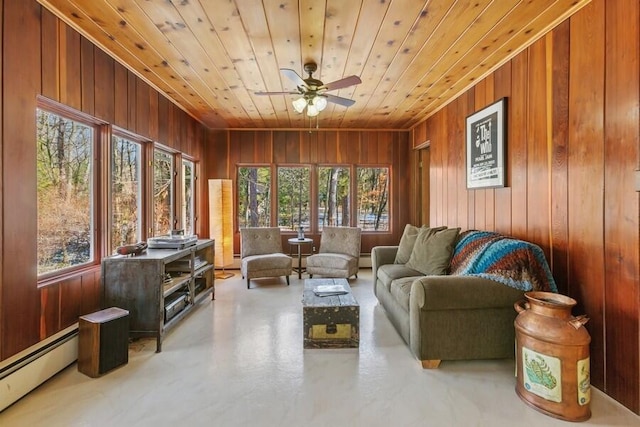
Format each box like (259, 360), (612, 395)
(302, 279), (359, 349)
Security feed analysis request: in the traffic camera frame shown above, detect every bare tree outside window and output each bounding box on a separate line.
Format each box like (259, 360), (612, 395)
(238, 166), (271, 228)
(154, 149), (174, 236)
(318, 166), (350, 230)
(111, 135), (141, 252)
(357, 167), (389, 231)
(278, 167), (310, 232)
(183, 159), (195, 235)
(36, 108), (94, 275)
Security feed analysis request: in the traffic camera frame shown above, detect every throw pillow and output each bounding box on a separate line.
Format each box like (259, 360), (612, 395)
(394, 224), (421, 264)
(406, 227), (461, 275)
(395, 224), (447, 264)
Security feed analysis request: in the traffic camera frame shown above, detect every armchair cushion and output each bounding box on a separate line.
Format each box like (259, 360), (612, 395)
(240, 227), (292, 288)
(307, 226), (362, 279)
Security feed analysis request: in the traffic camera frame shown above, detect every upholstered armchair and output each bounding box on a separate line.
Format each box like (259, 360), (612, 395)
(306, 226), (362, 279)
(240, 227), (292, 289)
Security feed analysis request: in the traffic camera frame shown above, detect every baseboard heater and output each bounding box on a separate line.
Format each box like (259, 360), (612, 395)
(0, 324), (78, 412)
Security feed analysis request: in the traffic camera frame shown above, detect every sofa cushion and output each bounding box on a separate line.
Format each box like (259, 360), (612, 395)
(406, 227), (460, 275)
(389, 277), (416, 311)
(377, 263), (423, 291)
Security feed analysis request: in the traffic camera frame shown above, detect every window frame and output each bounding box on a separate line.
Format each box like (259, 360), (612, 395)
(276, 165), (312, 233)
(36, 97), (106, 281)
(234, 162), (392, 235)
(355, 165), (391, 232)
(237, 164), (273, 229)
(109, 127), (149, 254)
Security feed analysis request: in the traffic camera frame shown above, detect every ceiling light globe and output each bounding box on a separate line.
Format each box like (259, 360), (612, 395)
(292, 97), (307, 113)
(314, 96), (328, 111)
(306, 104), (319, 117)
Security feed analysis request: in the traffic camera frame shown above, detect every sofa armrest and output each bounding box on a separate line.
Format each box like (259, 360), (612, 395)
(410, 275), (525, 311)
(371, 246), (398, 278)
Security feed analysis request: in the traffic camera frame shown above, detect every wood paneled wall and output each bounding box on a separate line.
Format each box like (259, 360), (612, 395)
(412, 0), (639, 413)
(204, 130), (412, 254)
(0, 1), (210, 360)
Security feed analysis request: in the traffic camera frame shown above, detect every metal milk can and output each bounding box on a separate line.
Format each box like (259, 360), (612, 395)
(514, 291), (591, 422)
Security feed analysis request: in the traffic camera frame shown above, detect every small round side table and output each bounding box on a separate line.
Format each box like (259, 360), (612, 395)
(287, 237), (313, 279)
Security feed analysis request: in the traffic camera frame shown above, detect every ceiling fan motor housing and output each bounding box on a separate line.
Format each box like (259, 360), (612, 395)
(303, 62), (323, 89)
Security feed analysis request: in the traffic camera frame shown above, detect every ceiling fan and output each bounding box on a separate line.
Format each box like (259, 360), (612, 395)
(255, 62), (362, 117)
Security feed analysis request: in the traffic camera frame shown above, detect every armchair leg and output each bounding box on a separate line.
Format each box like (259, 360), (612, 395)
(421, 360), (441, 369)
(309, 274), (313, 278)
(286, 276), (290, 286)
(247, 278), (251, 289)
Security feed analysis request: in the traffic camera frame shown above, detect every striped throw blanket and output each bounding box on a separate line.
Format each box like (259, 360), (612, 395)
(449, 230), (558, 293)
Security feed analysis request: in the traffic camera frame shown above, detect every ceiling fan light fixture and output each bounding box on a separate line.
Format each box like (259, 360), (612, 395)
(314, 96), (328, 112)
(306, 104), (319, 117)
(292, 97), (307, 113)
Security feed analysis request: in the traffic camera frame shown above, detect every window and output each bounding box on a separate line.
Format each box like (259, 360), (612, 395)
(317, 166), (350, 230)
(278, 167), (310, 231)
(153, 148), (174, 236)
(182, 159), (195, 236)
(111, 134), (142, 252)
(237, 166), (271, 228)
(356, 167), (389, 231)
(36, 108), (95, 275)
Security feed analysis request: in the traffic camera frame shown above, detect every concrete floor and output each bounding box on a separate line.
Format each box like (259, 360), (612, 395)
(1, 269), (638, 426)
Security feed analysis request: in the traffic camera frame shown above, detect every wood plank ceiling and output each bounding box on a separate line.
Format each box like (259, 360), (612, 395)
(37, 0), (590, 130)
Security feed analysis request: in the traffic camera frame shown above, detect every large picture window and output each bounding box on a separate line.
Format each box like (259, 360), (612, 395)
(278, 166), (310, 232)
(238, 166), (271, 228)
(153, 148), (174, 236)
(182, 159), (195, 235)
(111, 134), (142, 252)
(356, 167), (389, 231)
(318, 166), (350, 230)
(36, 108), (95, 275)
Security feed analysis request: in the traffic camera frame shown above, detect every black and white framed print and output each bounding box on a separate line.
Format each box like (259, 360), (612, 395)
(466, 97), (507, 189)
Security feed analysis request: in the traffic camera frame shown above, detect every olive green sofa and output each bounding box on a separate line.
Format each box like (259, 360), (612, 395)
(372, 226), (556, 368)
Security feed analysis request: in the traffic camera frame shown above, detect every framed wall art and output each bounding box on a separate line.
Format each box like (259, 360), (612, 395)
(466, 98), (507, 189)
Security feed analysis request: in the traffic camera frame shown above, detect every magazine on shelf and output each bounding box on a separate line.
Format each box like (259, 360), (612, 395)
(313, 284), (348, 297)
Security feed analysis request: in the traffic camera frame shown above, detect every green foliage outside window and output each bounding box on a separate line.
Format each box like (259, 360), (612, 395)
(36, 109), (93, 275)
(183, 159), (195, 236)
(237, 166), (271, 228)
(111, 135), (141, 251)
(278, 167), (310, 231)
(318, 166), (350, 230)
(154, 149), (173, 236)
(356, 167), (389, 231)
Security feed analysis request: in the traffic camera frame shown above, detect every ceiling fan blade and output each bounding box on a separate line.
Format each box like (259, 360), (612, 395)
(321, 75), (362, 91)
(324, 94), (356, 107)
(254, 91), (299, 95)
(280, 68), (307, 88)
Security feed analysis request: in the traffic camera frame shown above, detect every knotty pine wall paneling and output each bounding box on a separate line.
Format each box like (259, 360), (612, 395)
(0, 2), (210, 362)
(2, 0), (41, 359)
(526, 37), (551, 259)
(493, 63), (513, 237)
(94, 48), (115, 124)
(80, 37), (95, 115)
(549, 20), (570, 296)
(567, 0), (607, 390)
(603, 0), (640, 410)
(410, 0), (640, 413)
